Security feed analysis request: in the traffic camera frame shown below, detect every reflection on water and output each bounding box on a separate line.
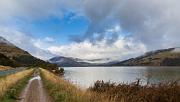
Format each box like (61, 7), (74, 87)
(63, 67), (180, 88)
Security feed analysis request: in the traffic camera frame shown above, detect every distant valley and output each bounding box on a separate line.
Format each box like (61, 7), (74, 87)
(1, 36), (180, 67)
(48, 56), (103, 67)
(49, 48), (180, 67)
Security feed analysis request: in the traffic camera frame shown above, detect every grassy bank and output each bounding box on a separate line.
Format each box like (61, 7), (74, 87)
(41, 68), (180, 102)
(0, 69), (33, 101)
(40, 68), (109, 102)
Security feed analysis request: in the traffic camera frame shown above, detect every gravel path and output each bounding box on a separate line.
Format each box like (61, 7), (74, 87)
(18, 69), (52, 102)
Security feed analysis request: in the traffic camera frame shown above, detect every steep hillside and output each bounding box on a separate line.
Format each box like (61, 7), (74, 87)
(114, 48), (180, 66)
(0, 36), (29, 58)
(0, 36), (58, 70)
(0, 53), (17, 67)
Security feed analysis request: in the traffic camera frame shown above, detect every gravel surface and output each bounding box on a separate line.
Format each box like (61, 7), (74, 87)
(18, 69), (52, 102)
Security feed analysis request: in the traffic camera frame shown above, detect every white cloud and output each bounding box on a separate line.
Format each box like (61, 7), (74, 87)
(0, 27), (55, 60)
(0, 0), (179, 50)
(0, 0), (179, 62)
(44, 37), (55, 42)
(48, 36), (147, 62)
(106, 25), (121, 33)
(0, 25), (147, 62)
(66, 0), (180, 50)
(0, 0), (65, 22)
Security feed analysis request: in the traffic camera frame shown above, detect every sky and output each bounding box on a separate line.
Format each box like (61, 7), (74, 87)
(0, 0), (180, 62)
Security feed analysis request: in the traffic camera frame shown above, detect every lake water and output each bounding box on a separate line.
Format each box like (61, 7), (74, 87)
(63, 67), (180, 88)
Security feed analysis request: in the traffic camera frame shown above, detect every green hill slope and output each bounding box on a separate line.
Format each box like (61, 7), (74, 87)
(114, 48), (180, 66)
(0, 36), (58, 70)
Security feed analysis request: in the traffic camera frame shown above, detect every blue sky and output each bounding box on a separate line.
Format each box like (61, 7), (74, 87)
(31, 15), (88, 44)
(13, 12), (89, 45)
(0, 0), (179, 62)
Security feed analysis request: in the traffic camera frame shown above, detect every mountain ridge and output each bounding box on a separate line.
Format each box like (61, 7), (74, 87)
(0, 36), (14, 46)
(49, 47), (180, 67)
(113, 47), (180, 66)
(0, 36), (58, 71)
(49, 56), (95, 67)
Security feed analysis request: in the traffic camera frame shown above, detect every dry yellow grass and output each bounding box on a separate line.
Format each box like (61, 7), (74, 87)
(40, 68), (110, 102)
(0, 65), (12, 71)
(90, 80), (180, 102)
(0, 69), (33, 98)
(40, 68), (180, 102)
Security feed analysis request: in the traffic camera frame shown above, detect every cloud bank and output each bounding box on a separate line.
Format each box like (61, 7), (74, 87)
(0, 0), (179, 61)
(0, 27), (55, 60)
(48, 36), (146, 62)
(73, 0), (180, 50)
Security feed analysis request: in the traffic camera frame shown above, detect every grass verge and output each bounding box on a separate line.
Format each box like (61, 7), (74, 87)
(0, 69), (33, 101)
(40, 68), (109, 102)
(40, 68), (180, 102)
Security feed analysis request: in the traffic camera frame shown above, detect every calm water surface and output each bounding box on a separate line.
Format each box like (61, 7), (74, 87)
(63, 67), (180, 88)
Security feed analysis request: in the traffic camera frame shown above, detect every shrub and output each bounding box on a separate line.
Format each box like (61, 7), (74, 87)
(89, 80), (180, 102)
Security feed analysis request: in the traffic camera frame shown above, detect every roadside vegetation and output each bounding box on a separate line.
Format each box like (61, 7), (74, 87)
(41, 68), (180, 102)
(40, 68), (109, 102)
(89, 80), (180, 102)
(0, 69), (33, 101)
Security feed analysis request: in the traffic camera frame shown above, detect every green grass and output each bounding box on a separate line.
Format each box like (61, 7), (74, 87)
(0, 72), (32, 102)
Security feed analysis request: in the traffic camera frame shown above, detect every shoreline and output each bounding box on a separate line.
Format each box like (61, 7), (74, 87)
(41, 68), (180, 102)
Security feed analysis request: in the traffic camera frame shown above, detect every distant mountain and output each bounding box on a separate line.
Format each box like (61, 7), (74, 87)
(0, 36), (58, 70)
(49, 56), (121, 67)
(49, 56), (94, 67)
(50, 48), (180, 67)
(113, 48), (180, 66)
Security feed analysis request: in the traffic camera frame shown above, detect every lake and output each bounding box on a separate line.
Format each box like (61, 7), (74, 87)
(63, 67), (180, 88)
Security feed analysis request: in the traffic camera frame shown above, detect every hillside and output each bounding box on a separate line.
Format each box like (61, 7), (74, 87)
(0, 53), (18, 67)
(49, 48), (180, 67)
(0, 36), (58, 70)
(49, 56), (96, 67)
(49, 56), (120, 67)
(0, 37), (29, 58)
(113, 48), (180, 66)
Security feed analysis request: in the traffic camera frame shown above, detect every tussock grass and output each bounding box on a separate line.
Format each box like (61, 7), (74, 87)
(89, 80), (180, 102)
(0, 69), (33, 99)
(41, 68), (180, 102)
(40, 68), (109, 102)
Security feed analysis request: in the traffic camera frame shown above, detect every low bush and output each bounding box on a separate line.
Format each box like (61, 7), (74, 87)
(89, 80), (180, 102)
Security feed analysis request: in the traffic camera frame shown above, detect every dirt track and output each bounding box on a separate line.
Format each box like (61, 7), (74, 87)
(18, 69), (52, 102)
